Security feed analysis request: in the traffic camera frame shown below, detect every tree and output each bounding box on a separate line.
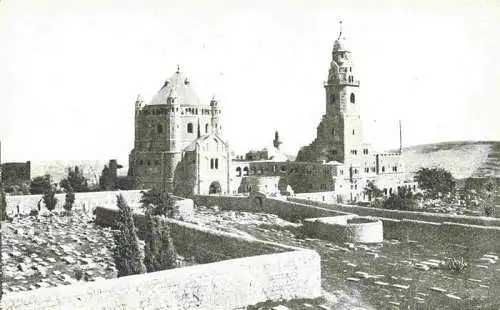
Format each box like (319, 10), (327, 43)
(143, 212), (178, 272)
(383, 194), (418, 211)
(99, 165), (111, 190)
(415, 167), (455, 198)
(60, 166), (89, 193)
(140, 188), (175, 217)
(112, 194), (146, 277)
(42, 185), (58, 212)
(63, 185), (75, 214)
(0, 190), (6, 221)
(364, 181), (383, 201)
(30, 174), (52, 194)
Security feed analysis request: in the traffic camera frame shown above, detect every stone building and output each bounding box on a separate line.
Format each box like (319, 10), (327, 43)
(1, 161), (31, 186)
(240, 26), (416, 202)
(128, 67), (231, 196)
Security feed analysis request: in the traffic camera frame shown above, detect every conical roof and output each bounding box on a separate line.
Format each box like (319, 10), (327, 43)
(147, 68), (201, 106)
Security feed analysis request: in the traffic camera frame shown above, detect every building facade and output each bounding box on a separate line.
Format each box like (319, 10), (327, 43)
(128, 68), (231, 196)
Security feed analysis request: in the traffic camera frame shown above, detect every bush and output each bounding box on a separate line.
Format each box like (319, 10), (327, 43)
(364, 181), (383, 201)
(0, 190), (6, 221)
(60, 166), (89, 193)
(443, 257), (468, 273)
(383, 194), (417, 211)
(42, 186), (58, 212)
(140, 189), (175, 217)
(415, 167), (455, 198)
(30, 174), (52, 195)
(143, 212), (178, 272)
(63, 185), (75, 214)
(112, 194), (146, 277)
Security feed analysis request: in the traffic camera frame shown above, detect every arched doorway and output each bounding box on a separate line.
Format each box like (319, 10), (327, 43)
(209, 181), (221, 194)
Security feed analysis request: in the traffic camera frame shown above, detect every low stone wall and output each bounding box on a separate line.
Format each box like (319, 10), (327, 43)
(288, 197), (500, 227)
(5, 190), (146, 215)
(193, 194), (347, 222)
(380, 217), (500, 255)
(95, 206), (288, 263)
(303, 216), (383, 244)
(2, 249), (321, 310)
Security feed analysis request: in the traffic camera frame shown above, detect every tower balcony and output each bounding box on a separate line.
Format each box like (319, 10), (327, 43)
(324, 78), (360, 87)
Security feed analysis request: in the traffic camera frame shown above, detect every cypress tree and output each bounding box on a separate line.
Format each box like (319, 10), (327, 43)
(112, 194), (146, 277)
(143, 212), (178, 272)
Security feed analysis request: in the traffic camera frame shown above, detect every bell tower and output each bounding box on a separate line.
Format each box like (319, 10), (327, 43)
(323, 21), (364, 163)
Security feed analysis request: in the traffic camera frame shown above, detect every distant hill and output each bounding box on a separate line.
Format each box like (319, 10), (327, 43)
(31, 160), (129, 184)
(400, 141), (500, 179)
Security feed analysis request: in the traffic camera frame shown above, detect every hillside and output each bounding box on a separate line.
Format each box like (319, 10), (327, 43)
(401, 141), (500, 179)
(31, 160), (128, 184)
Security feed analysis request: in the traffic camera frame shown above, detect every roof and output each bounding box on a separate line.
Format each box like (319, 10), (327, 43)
(146, 69), (202, 106)
(183, 134), (228, 152)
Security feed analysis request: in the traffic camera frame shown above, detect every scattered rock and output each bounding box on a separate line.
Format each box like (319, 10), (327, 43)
(392, 284), (410, 290)
(446, 293), (461, 300)
(430, 287), (447, 293)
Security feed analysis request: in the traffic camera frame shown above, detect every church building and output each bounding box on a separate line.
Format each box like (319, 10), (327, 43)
(128, 67), (231, 196)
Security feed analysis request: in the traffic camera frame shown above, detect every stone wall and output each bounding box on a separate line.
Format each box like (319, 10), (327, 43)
(6, 190), (146, 215)
(288, 197), (500, 227)
(193, 194), (348, 222)
(303, 215), (383, 243)
(95, 206), (289, 263)
(3, 244), (321, 310)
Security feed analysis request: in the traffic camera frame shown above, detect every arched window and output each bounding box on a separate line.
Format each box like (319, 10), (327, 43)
(243, 167), (249, 176)
(187, 123), (193, 133)
(250, 167), (256, 175)
(210, 158), (214, 169)
(157, 124), (163, 134)
(236, 167), (242, 177)
(215, 158), (219, 169)
(205, 124), (209, 133)
(350, 93), (355, 103)
(330, 93), (336, 104)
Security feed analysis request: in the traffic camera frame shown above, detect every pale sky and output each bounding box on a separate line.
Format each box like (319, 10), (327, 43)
(1, 0), (499, 164)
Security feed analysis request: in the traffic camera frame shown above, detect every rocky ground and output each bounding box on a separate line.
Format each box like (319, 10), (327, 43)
(2, 210), (116, 293)
(191, 207), (500, 309)
(4, 206), (500, 309)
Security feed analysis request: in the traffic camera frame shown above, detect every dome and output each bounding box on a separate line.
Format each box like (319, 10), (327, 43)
(147, 68), (201, 106)
(333, 36), (350, 52)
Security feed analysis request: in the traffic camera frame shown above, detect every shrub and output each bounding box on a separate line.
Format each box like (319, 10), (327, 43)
(42, 185), (58, 212)
(30, 174), (52, 194)
(60, 166), (89, 193)
(140, 188), (175, 217)
(63, 185), (75, 214)
(364, 181), (383, 201)
(415, 167), (455, 198)
(112, 194), (146, 277)
(443, 257), (468, 273)
(0, 190), (6, 221)
(143, 212), (178, 272)
(383, 194), (417, 211)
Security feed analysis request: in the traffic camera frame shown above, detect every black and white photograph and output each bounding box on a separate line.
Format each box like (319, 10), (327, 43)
(1, 0), (499, 309)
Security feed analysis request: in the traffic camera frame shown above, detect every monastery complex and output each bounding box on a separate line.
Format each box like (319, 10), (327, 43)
(128, 28), (417, 203)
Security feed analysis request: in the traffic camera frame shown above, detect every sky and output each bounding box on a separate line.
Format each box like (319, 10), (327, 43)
(1, 0), (499, 164)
